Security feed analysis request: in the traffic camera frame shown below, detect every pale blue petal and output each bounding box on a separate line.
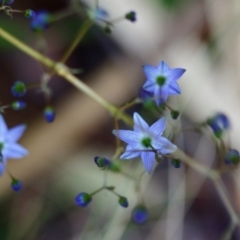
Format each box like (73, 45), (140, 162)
(0, 115), (8, 137)
(156, 61), (170, 74)
(141, 151), (155, 173)
(143, 80), (156, 92)
(7, 124), (26, 142)
(112, 130), (140, 145)
(154, 87), (168, 105)
(120, 145), (141, 159)
(0, 162), (5, 176)
(153, 137), (177, 154)
(143, 65), (158, 80)
(3, 143), (28, 159)
(149, 117), (166, 137)
(168, 82), (181, 95)
(133, 112), (149, 132)
(166, 68), (185, 82)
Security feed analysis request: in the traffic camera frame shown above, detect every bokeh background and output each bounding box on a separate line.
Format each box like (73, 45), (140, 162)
(0, 0), (240, 239)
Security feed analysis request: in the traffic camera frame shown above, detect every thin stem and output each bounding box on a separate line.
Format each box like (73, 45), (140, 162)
(60, 20), (93, 63)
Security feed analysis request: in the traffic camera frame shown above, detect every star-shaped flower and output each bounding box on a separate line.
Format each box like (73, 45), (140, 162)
(112, 113), (177, 173)
(0, 115), (28, 176)
(143, 61), (186, 105)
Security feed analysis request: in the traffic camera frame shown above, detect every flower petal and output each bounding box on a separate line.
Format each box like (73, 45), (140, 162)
(0, 115), (8, 138)
(154, 87), (168, 105)
(143, 65), (158, 80)
(120, 145), (141, 159)
(141, 151), (155, 173)
(3, 143), (28, 159)
(153, 137), (177, 154)
(143, 80), (156, 92)
(168, 82), (181, 95)
(156, 61), (170, 74)
(133, 112), (149, 132)
(112, 130), (140, 145)
(7, 124), (26, 142)
(149, 117), (166, 137)
(166, 68), (185, 82)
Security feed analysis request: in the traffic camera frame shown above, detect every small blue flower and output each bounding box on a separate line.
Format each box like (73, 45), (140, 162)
(44, 106), (55, 123)
(11, 81), (26, 97)
(132, 205), (148, 224)
(94, 156), (110, 168)
(0, 0), (14, 5)
(224, 149), (240, 165)
(75, 192), (92, 207)
(207, 113), (230, 138)
(31, 11), (51, 32)
(11, 101), (26, 110)
(143, 61), (185, 105)
(118, 196), (128, 208)
(125, 11), (136, 22)
(11, 179), (23, 192)
(24, 9), (36, 19)
(112, 112), (177, 173)
(0, 115), (28, 176)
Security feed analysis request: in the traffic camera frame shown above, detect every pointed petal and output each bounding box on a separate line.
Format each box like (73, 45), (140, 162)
(143, 65), (158, 80)
(166, 68), (185, 82)
(143, 80), (156, 92)
(141, 151), (155, 173)
(156, 61), (170, 74)
(0, 162), (5, 176)
(154, 87), (168, 105)
(150, 117), (166, 137)
(3, 143), (28, 159)
(168, 82), (181, 95)
(153, 137), (177, 154)
(0, 115), (8, 138)
(7, 124), (26, 142)
(120, 145), (141, 159)
(112, 130), (140, 145)
(133, 112), (149, 132)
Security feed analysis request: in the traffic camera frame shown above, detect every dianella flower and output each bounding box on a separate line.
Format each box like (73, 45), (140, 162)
(0, 115), (28, 176)
(112, 113), (177, 173)
(143, 61), (186, 105)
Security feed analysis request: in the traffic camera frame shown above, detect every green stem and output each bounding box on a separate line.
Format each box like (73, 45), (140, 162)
(60, 20), (93, 63)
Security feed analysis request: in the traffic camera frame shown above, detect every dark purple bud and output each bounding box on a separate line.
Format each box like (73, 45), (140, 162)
(125, 11), (136, 22)
(11, 81), (26, 97)
(11, 179), (23, 192)
(171, 158), (182, 168)
(118, 196), (128, 208)
(224, 149), (240, 165)
(11, 100), (26, 110)
(44, 106), (55, 123)
(25, 9), (36, 19)
(94, 156), (110, 168)
(132, 205), (148, 224)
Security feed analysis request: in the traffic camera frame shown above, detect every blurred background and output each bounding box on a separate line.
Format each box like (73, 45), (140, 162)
(0, 0), (240, 239)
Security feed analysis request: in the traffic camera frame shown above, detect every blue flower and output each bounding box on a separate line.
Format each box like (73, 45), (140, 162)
(112, 113), (177, 173)
(143, 61), (186, 105)
(0, 115), (28, 176)
(132, 205), (148, 224)
(75, 192), (92, 207)
(31, 11), (51, 32)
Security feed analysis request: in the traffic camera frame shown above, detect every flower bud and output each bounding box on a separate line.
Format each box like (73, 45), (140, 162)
(31, 11), (51, 32)
(44, 106), (55, 123)
(118, 196), (128, 208)
(131, 205), (148, 224)
(11, 100), (26, 110)
(75, 192), (92, 207)
(171, 158), (182, 168)
(11, 81), (26, 97)
(94, 156), (110, 168)
(207, 113), (230, 138)
(24, 9), (36, 19)
(109, 161), (121, 172)
(171, 110), (179, 120)
(11, 179), (23, 192)
(104, 25), (112, 34)
(224, 149), (240, 165)
(125, 11), (136, 22)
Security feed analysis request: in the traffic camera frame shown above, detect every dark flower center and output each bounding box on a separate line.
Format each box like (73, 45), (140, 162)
(156, 76), (166, 86)
(141, 137), (152, 148)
